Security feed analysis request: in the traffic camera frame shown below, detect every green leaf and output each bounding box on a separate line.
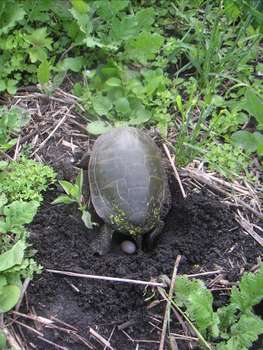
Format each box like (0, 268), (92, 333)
(110, 16), (139, 42)
(28, 47), (47, 63)
(3, 201), (39, 226)
(0, 5), (25, 35)
(60, 57), (84, 72)
(135, 8), (155, 30)
(243, 89), (263, 126)
(216, 313), (263, 350)
(24, 28), (52, 49)
(115, 97), (130, 114)
(105, 78), (122, 87)
(81, 210), (93, 229)
(58, 181), (79, 198)
(175, 276), (219, 336)
(230, 264), (263, 313)
(0, 331), (6, 349)
(0, 194), (7, 209)
(70, 8), (92, 34)
(0, 284), (20, 312)
(129, 107), (151, 125)
(71, 0), (89, 13)
(6, 80), (17, 95)
(125, 32), (164, 64)
(0, 81), (6, 92)
(0, 240), (25, 272)
(254, 131), (263, 156)
(86, 121), (112, 135)
(52, 195), (76, 205)
(92, 95), (113, 116)
(37, 61), (50, 84)
(231, 131), (257, 152)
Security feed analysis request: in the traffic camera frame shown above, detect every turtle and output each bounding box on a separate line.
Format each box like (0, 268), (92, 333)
(78, 127), (171, 255)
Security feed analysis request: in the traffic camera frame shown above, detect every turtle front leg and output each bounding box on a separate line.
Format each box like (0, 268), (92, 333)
(145, 220), (165, 251)
(91, 224), (114, 255)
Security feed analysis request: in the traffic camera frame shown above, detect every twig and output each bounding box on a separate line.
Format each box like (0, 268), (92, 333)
(46, 269), (166, 288)
(159, 255), (181, 350)
(15, 278), (30, 312)
(89, 327), (114, 350)
(186, 270), (222, 278)
(3, 328), (24, 350)
(37, 336), (69, 350)
(163, 144), (187, 198)
(31, 106), (73, 156)
(236, 211), (263, 246)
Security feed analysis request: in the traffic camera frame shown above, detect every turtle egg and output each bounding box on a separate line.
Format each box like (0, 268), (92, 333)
(121, 240), (137, 254)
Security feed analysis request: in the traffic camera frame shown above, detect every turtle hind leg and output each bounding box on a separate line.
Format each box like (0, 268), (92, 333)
(144, 220), (165, 251)
(91, 224), (114, 255)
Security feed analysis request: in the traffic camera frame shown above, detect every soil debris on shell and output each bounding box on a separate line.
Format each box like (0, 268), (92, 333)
(21, 184), (262, 350)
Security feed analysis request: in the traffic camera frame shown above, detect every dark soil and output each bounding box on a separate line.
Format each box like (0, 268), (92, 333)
(20, 178), (262, 350)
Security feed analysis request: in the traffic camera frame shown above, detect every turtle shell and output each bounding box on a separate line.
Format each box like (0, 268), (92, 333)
(88, 127), (167, 236)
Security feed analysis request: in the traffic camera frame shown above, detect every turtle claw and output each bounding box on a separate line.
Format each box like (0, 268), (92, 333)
(145, 220), (165, 251)
(91, 224), (113, 255)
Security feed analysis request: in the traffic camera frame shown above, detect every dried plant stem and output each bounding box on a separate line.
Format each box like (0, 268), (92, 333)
(46, 269), (166, 287)
(163, 144), (187, 198)
(159, 255), (181, 350)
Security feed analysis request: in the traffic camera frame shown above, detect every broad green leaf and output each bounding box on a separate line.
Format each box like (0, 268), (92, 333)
(231, 131), (257, 152)
(24, 28), (52, 49)
(129, 107), (151, 125)
(216, 313), (263, 350)
(52, 195), (76, 205)
(0, 276), (7, 288)
(0, 284), (20, 312)
(125, 32), (164, 64)
(243, 89), (263, 126)
(81, 210), (93, 229)
(60, 57), (84, 72)
(86, 121), (112, 135)
(28, 47), (47, 63)
(0, 161), (8, 170)
(110, 16), (139, 42)
(175, 276), (219, 336)
(37, 61), (50, 84)
(115, 97), (130, 114)
(0, 5), (25, 35)
(70, 8), (92, 34)
(59, 181), (79, 198)
(71, 0), (89, 13)
(93, 95), (113, 116)
(135, 8), (155, 30)
(4, 201), (39, 226)
(105, 78), (122, 87)
(254, 131), (263, 156)
(6, 79), (17, 95)
(0, 240), (25, 272)
(230, 264), (263, 313)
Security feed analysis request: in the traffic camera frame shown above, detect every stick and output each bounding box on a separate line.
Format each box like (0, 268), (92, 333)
(37, 336), (69, 350)
(90, 327), (114, 350)
(31, 106), (73, 156)
(15, 278), (30, 312)
(186, 270), (222, 278)
(46, 269), (166, 288)
(163, 144), (187, 199)
(159, 255), (181, 350)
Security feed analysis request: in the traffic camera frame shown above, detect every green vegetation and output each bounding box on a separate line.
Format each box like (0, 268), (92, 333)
(53, 170), (95, 229)
(0, 0), (262, 182)
(0, 0), (262, 347)
(0, 107), (55, 345)
(173, 264), (263, 350)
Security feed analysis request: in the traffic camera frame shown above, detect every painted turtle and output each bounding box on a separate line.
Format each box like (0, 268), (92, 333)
(79, 127), (171, 254)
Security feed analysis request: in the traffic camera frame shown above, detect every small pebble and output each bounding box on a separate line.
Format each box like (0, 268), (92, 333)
(121, 240), (137, 254)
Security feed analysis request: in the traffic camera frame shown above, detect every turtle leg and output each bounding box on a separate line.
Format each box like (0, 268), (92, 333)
(145, 220), (165, 251)
(91, 224), (114, 255)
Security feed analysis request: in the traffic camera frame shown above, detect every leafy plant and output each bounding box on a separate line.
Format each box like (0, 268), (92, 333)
(0, 156), (56, 203)
(53, 170), (95, 229)
(173, 264), (263, 349)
